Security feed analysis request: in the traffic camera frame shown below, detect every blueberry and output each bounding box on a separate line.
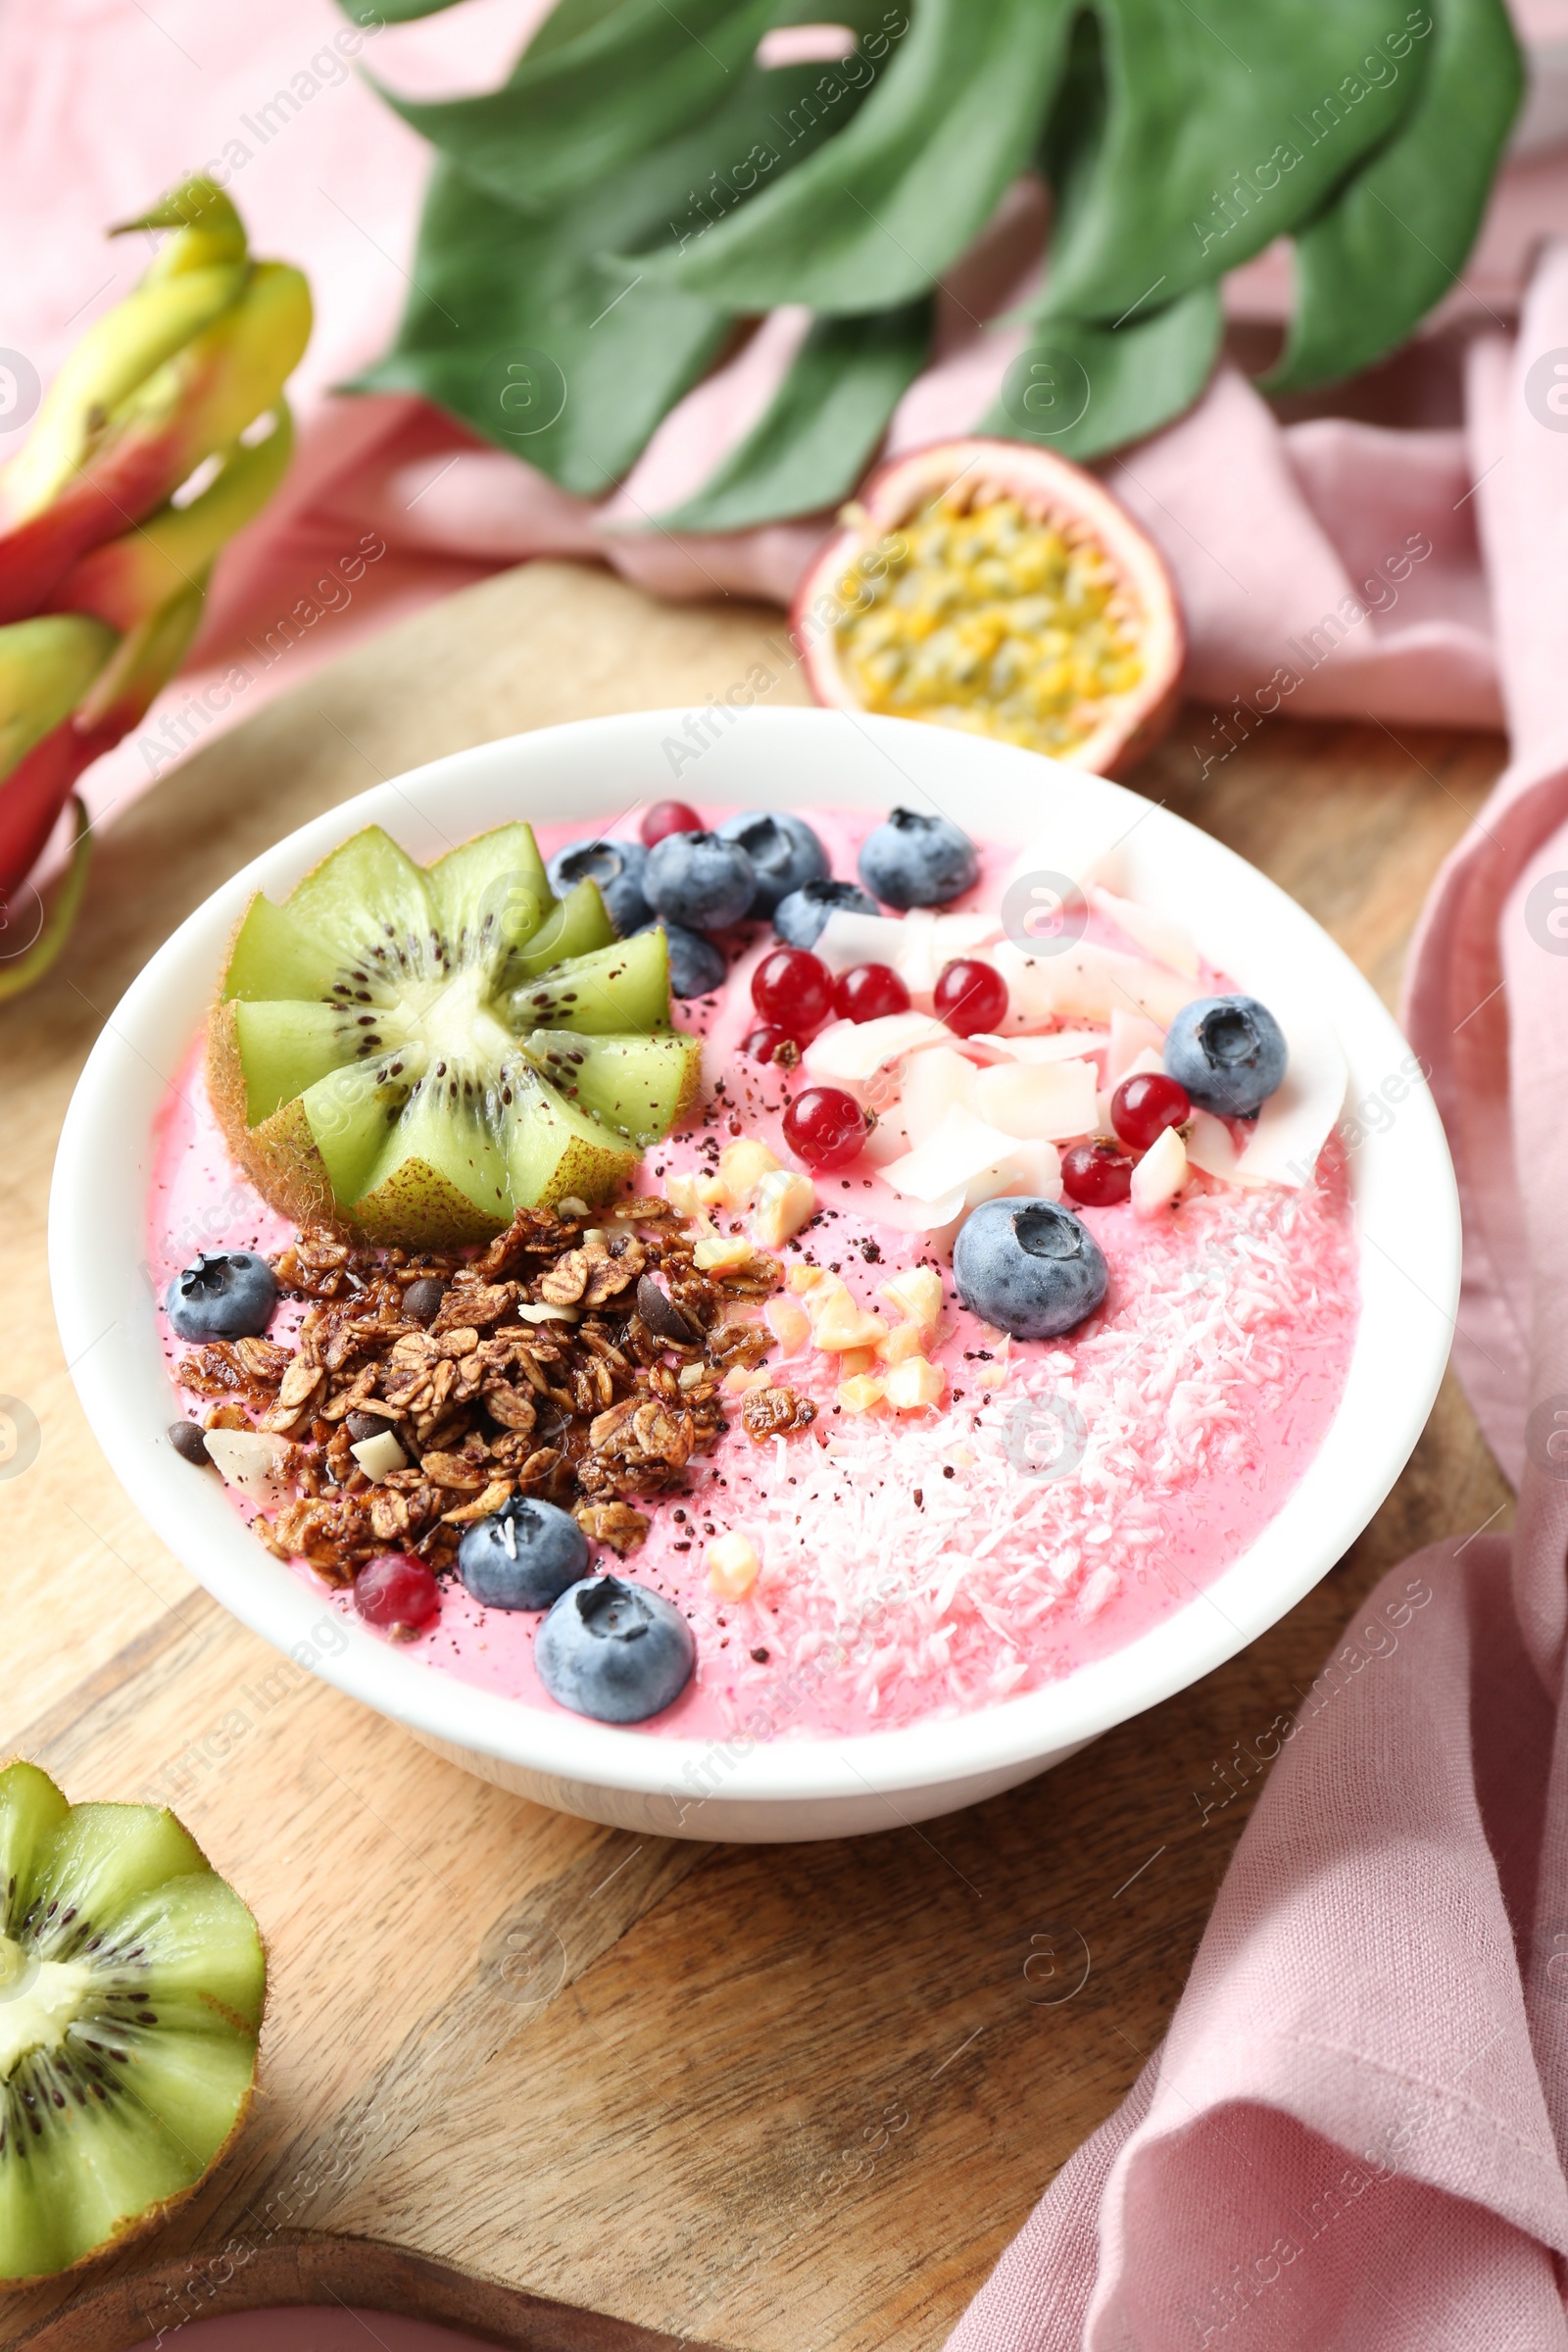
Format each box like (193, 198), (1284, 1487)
(165, 1250), (277, 1341)
(546, 837), (651, 936)
(773, 877), (879, 948)
(716, 809), (828, 915)
(644, 830), (756, 930)
(635, 917), (726, 999)
(858, 808), (979, 909)
(952, 1198), (1106, 1341)
(535, 1574), (696, 1723)
(459, 1495), (587, 1611)
(1163, 994), (1287, 1117)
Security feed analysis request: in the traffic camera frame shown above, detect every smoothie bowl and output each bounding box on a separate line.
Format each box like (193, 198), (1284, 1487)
(51, 710), (1457, 1840)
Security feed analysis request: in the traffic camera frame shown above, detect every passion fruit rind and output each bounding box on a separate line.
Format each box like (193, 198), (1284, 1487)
(0, 1759), (265, 2287)
(795, 437), (1183, 778)
(208, 821), (703, 1249)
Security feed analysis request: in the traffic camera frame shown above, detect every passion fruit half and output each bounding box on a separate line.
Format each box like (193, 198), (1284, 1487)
(794, 438), (1183, 776)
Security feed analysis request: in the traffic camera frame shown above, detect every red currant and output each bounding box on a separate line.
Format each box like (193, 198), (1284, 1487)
(933, 957), (1008, 1038)
(1061, 1141), (1133, 1207)
(640, 799), (701, 849)
(783, 1086), (868, 1171)
(1110, 1071), (1191, 1152)
(752, 947), (835, 1037)
(354, 1552), (440, 1635)
(743, 1024), (800, 1067)
(834, 961), (910, 1023)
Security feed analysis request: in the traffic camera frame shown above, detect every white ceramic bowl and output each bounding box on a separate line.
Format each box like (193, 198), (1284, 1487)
(51, 709), (1458, 1842)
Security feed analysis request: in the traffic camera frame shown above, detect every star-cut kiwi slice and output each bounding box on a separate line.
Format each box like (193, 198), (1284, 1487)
(0, 1761), (264, 2284)
(208, 822), (704, 1247)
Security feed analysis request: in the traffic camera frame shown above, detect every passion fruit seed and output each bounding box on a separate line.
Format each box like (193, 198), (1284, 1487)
(833, 488), (1146, 760)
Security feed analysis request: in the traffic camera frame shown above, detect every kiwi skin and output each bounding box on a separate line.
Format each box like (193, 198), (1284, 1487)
(207, 997), (341, 1234)
(0, 1760), (266, 2291)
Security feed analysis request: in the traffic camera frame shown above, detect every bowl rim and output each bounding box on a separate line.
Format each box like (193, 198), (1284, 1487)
(50, 706), (1459, 1813)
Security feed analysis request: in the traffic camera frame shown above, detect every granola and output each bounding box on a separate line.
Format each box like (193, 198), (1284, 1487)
(178, 1200), (783, 1587)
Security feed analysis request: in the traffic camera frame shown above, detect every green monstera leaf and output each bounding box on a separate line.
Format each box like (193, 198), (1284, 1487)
(341, 0), (1522, 510)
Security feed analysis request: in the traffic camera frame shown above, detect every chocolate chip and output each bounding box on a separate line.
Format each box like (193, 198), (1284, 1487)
(168, 1421), (210, 1466)
(403, 1276), (446, 1324)
(636, 1271), (696, 1343)
(345, 1411), (388, 1446)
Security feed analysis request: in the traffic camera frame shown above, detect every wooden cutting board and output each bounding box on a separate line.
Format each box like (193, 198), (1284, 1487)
(0, 562), (1512, 2352)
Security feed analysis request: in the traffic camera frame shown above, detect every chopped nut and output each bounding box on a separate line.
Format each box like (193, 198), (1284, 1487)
(837, 1374), (886, 1414)
(882, 1355), (946, 1410)
(693, 1235), (760, 1276)
(351, 1429), (408, 1483)
(716, 1136), (779, 1211)
(763, 1296), (812, 1356)
(804, 1275), (886, 1354)
(204, 1428), (295, 1497)
(837, 1346), (880, 1380)
(878, 1265), (944, 1332)
(663, 1171), (712, 1224)
(750, 1167), (815, 1250)
(722, 1364), (770, 1396)
(877, 1319), (930, 1366)
(706, 1531), (760, 1598)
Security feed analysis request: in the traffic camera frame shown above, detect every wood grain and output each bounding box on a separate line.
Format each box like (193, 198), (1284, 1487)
(0, 562), (1511, 2351)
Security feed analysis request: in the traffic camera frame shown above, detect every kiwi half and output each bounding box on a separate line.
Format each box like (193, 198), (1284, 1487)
(0, 1762), (264, 2284)
(208, 822), (703, 1246)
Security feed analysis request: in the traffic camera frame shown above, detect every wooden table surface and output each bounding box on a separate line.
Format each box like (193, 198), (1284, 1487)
(0, 562), (1513, 2352)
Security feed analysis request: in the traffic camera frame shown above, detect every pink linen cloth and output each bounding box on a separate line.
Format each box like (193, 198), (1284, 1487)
(946, 249), (1568, 2352)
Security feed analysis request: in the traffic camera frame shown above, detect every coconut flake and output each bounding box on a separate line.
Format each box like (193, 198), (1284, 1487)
(993, 937), (1194, 1028)
(813, 908), (906, 971)
(967, 1028), (1108, 1065)
(813, 906), (1003, 1005)
(1003, 811), (1128, 904)
(1106, 1009), (1166, 1086)
(1131, 1123), (1188, 1215)
(972, 1056), (1099, 1141)
(802, 1011), (948, 1085)
(1091, 886), (1200, 977)
(204, 1428), (292, 1499)
(1232, 1004), (1348, 1189)
(1185, 1108), (1239, 1181)
(883, 1105), (1026, 1201)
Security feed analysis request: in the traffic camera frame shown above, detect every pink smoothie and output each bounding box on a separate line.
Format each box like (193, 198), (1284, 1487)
(150, 807), (1359, 1743)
